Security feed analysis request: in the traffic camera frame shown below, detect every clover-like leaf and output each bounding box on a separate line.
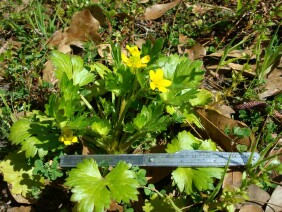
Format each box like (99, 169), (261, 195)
(65, 159), (140, 212)
(166, 131), (223, 195)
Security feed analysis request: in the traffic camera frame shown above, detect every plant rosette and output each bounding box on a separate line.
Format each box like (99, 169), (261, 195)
(6, 40), (215, 210)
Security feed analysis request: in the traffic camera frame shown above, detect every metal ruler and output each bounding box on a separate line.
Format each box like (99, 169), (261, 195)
(60, 150), (260, 168)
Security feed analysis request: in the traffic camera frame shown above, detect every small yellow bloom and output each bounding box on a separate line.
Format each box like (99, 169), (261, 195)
(59, 128), (78, 145)
(122, 45), (150, 68)
(149, 69), (172, 93)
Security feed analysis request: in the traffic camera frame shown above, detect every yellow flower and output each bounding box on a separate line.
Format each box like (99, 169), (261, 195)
(149, 69), (172, 93)
(121, 45), (150, 68)
(59, 128), (78, 145)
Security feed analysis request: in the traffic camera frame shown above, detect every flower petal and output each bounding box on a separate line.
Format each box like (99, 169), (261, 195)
(161, 79), (172, 87)
(64, 140), (71, 145)
(72, 136), (78, 143)
(158, 86), (168, 93)
(121, 54), (129, 63)
(150, 82), (156, 90)
(149, 70), (156, 80)
(155, 69), (164, 80)
(141, 55), (150, 64)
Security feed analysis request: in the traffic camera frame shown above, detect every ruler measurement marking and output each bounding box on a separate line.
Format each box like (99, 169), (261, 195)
(60, 151), (260, 167)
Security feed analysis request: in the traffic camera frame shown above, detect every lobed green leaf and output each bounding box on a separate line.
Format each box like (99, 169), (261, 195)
(65, 159), (140, 212)
(166, 131), (223, 195)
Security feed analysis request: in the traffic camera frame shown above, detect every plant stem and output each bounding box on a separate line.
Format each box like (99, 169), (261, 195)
(80, 94), (97, 115)
(112, 77), (141, 152)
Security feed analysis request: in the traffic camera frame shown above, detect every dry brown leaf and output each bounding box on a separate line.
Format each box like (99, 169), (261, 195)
(265, 184), (282, 212)
(42, 60), (56, 84)
(207, 103), (235, 118)
(88, 5), (107, 26)
(222, 170), (242, 188)
(191, 4), (211, 15)
(82, 140), (95, 155)
(178, 34), (189, 44)
(259, 67), (282, 99)
(269, 145), (282, 164)
(97, 44), (113, 61)
(108, 201), (123, 212)
(185, 43), (206, 60)
(0, 40), (21, 54)
(206, 64), (256, 76)
(208, 49), (255, 59)
(177, 34), (206, 60)
(239, 205), (263, 212)
(134, 38), (146, 49)
(247, 184), (270, 206)
(67, 9), (101, 42)
(11, 194), (36, 204)
(47, 9), (101, 54)
(139, 0), (149, 3)
(140, 0), (182, 20)
(196, 108), (254, 151)
(46, 29), (66, 47)
(7, 206), (34, 212)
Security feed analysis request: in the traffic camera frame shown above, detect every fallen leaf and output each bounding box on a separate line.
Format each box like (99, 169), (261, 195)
(67, 9), (101, 42)
(259, 67), (282, 99)
(206, 64), (256, 77)
(134, 38), (146, 49)
(97, 44), (112, 60)
(239, 205), (263, 212)
(82, 140), (95, 155)
(11, 194), (36, 205)
(0, 39), (22, 55)
(269, 145), (282, 163)
(191, 4), (211, 15)
(207, 103), (235, 118)
(108, 201), (123, 212)
(222, 170), (242, 188)
(88, 5), (107, 26)
(46, 29), (66, 47)
(196, 108), (254, 151)
(42, 60), (56, 84)
(140, 0), (182, 20)
(208, 49), (255, 59)
(46, 9), (101, 54)
(247, 184), (270, 206)
(7, 205), (34, 212)
(265, 184), (282, 212)
(178, 34), (189, 44)
(185, 43), (206, 60)
(139, 0), (149, 3)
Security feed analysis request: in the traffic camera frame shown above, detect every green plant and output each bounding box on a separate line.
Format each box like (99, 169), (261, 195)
(25, 1), (57, 38)
(4, 40), (216, 208)
(33, 156), (63, 181)
(255, 29), (282, 82)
